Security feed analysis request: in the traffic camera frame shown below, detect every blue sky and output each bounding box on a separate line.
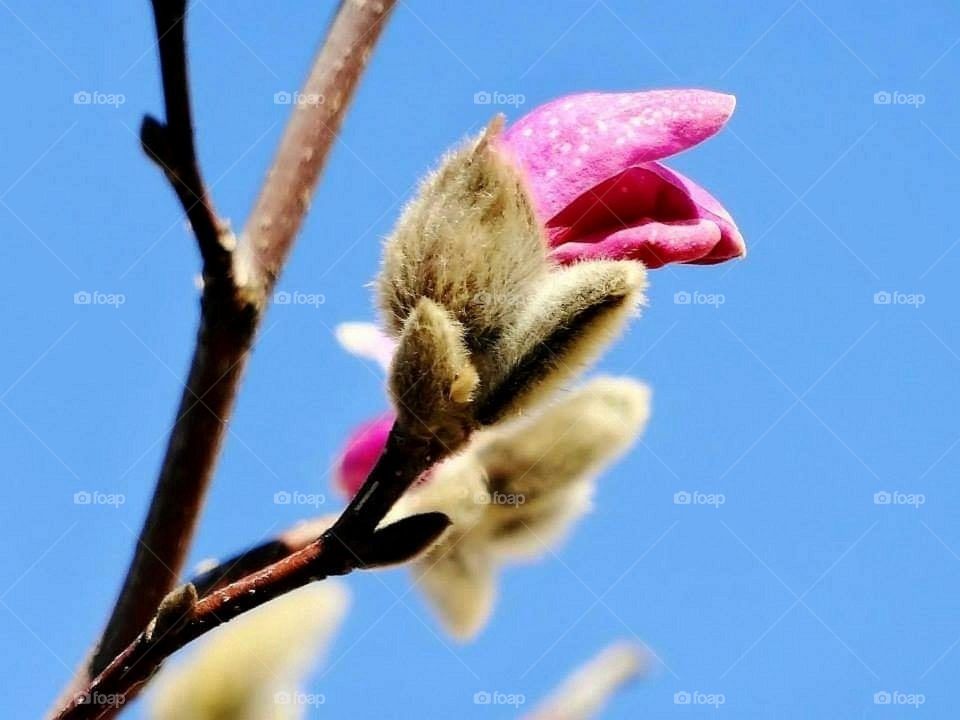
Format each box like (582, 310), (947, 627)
(2, 0), (960, 717)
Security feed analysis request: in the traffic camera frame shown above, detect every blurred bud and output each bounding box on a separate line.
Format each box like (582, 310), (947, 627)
(149, 584), (349, 720)
(524, 641), (648, 720)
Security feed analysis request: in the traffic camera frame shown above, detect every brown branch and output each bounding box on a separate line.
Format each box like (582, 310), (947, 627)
(236, 0), (395, 289)
(58, 535), (353, 720)
(52, 429), (450, 720)
(140, 0), (232, 279)
(69, 0), (399, 699)
(190, 516), (336, 596)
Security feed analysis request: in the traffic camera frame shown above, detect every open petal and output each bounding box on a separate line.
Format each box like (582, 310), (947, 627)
(501, 90), (736, 221)
(644, 162), (745, 264)
(551, 219), (722, 268)
(544, 164), (744, 267)
(335, 413), (394, 497)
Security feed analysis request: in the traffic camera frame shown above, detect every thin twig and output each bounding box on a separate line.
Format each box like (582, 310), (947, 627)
(52, 432), (450, 720)
(140, 0), (233, 279)
(88, 0), (251, 678)
(236, 0), (394, 289)
(190, 516), (335, 596)
(72, 0), (399, 696)
(57, 535), (353, 720)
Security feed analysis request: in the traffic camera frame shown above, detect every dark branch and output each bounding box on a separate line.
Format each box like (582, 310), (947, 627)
(190, 516), (335, 596)
(51, 428), (450, 720)
(63, 0), (400, 703)
(140, 0), (232, 280)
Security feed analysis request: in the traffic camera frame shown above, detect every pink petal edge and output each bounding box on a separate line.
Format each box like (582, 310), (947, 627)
(644, 161), (745, 264)
(501, 90), (736, 221)
(335, 413), (394, 497)
(550, 218), (722, 268)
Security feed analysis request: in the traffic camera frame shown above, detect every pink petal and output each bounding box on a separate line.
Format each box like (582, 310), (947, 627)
(644, 162), (745, 264)
(550, 219), (722, 268)
(335, 413), (394, 497)
(500, 90), (736, 221)
(544, 163), (744, 267)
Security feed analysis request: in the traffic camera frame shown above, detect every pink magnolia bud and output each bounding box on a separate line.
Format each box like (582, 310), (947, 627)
(499, 90), (745, 268)
(333, 90), (745, 497)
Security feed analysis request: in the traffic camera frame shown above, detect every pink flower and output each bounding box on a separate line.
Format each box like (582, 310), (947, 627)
(499, 89), (745, 268)
(333, 90), (745, 496)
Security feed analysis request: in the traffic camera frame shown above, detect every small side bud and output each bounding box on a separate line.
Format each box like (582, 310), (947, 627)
(146, 583), (198, 642)
(390, 297), (479, 447)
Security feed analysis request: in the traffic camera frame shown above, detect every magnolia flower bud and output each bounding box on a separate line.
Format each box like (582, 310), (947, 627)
(525, 641), (647, 720)
(376, 117), (649, 448)
(381, 377), (651, 640)
(149, 584), (349, 720)
(479, 376), (652, 557)
(379, 117), (545, 354)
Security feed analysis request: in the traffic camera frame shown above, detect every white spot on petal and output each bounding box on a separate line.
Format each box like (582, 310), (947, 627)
(546, 168), (558, 178)
(522, 127), (533, 137)
(578, 144), (590, 153)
